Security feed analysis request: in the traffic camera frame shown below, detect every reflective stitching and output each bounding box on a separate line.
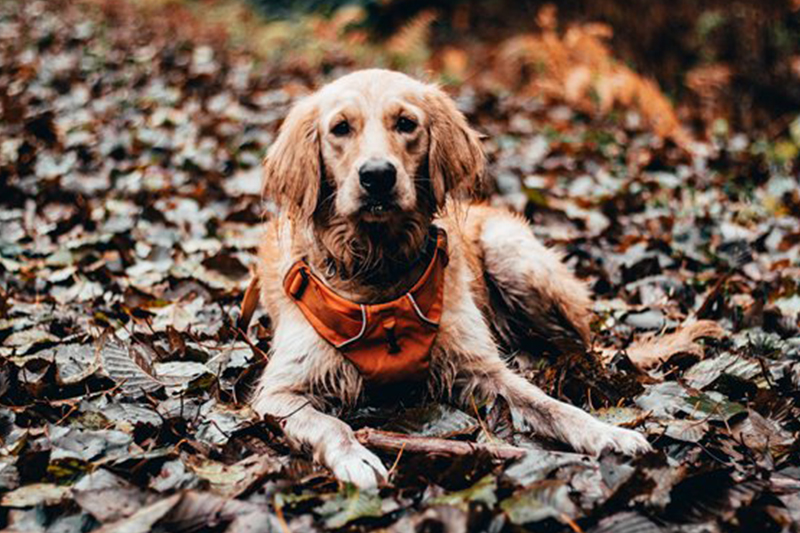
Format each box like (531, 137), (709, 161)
(406, 293), (439, 327)
(334, 304), (368, 349)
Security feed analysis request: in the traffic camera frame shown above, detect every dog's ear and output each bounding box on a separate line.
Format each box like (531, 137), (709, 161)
(262, 97), (320, 219)
(422, 86), (485, 207)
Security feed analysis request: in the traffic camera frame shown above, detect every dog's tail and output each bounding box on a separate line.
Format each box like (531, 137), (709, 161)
(601, 320), (726, 370)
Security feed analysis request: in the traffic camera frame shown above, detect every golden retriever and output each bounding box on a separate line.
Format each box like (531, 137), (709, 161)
(249, 69), (653, 488)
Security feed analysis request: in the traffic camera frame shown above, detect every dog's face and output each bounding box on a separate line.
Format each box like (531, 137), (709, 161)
(318, 73), (428, 221)
(263, 69), (485, 227)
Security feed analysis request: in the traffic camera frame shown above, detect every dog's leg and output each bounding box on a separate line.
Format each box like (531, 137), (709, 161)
(473, 361), (651, 455)
(452, 209), (650, 452)
(459, 353), (651, 455)
(252, 389), (387, 487)
(251, 323), (387, 488)
(477, 208), (593, 354)
(437, 297), (651, 455)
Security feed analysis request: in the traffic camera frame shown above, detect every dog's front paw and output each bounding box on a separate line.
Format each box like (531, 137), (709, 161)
(327, 442), (388, 489)
(576, 423), (652, 456)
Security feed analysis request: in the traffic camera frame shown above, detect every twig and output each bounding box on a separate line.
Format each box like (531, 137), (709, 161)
(695, 274), (729, 319)
(275, 400), (312, 422)
(354, 428), (527, 460)
(55, 404), (79, 425)
(560, 513), (585, 533)
(387, 443), (406, 481)
(273, 495), (292, 533)
(235, 326), (269, 362)
(470, 393), (495, 444)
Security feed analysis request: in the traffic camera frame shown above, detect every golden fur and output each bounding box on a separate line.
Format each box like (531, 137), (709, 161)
(251, 69), (653, 487)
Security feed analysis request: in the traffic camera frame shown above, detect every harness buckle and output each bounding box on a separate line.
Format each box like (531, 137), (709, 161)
(289, 268), (309, 300)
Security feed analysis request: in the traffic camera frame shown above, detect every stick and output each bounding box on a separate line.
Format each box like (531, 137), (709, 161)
(354, 428), (527, 461)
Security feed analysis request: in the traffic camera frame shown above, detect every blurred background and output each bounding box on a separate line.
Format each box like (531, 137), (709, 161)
(146, 0), (800, 139)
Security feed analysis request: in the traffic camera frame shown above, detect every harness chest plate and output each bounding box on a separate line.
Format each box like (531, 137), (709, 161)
(283, 229), (448, 383)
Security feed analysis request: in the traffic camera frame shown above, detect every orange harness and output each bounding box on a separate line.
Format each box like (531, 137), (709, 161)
(239, 229), (448, 384)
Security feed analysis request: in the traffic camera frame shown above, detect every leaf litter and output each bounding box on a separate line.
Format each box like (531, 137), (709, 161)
(0, 0), (799, 531)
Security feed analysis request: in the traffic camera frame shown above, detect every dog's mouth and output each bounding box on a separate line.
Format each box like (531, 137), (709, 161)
(358, 198), (400, 221)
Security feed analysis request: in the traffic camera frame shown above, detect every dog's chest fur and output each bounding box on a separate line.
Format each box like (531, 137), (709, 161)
(255, 205), (499, 398)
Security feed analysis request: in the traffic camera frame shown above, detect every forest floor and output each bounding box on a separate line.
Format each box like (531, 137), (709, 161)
(1, 0), (799, 532)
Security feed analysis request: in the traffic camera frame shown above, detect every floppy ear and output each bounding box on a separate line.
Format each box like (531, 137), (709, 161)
(422, 86), (485, 207)
(262, 97), (321, 219)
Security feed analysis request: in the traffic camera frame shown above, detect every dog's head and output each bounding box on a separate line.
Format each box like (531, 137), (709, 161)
(263, 69), (484, 226)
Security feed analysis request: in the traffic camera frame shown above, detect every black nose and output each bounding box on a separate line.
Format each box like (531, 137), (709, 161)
(358, 160), (397, 196)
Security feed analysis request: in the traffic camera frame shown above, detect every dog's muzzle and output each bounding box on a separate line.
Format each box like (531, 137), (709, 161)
(358, 159), (399, 215)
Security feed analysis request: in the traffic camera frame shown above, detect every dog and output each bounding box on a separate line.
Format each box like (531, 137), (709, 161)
(246, 69), (654, 488)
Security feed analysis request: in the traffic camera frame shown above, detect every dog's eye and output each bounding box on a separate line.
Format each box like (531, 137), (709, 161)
(331, 120), (350, 137)
(396, 116), (417, 134)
